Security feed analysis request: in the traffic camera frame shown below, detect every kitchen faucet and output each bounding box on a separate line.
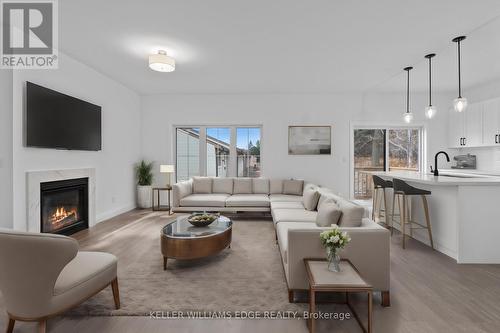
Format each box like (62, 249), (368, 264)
(431, 151), (450, 176)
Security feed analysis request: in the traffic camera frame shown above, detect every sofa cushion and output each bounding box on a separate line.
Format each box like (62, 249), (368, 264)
(173, 180), (192, 207)
(276, 222), (323, 264)
(212, 178), (233, 194)
(271, 201), (305, 210)
(269, 194), (303, 203)
(302, 186), (320, 211)
(272, 208), (317, 224)
(233, 178), (253, 194)
(318, 190), (363, 227)
(316, 199), (342, 227)
(283, 179), (304, 195)
(269, 179), (283, 194)
(54, 251), (117, 296)
(192, 177), (212, 194)
(252, 178), (270, 194)
(225, 194), (270, 207)
(180, 194), (229, 207)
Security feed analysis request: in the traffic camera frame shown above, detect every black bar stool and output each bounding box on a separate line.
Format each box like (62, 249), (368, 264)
(392, 178), (434, 249)
(371, 175), (393, 226)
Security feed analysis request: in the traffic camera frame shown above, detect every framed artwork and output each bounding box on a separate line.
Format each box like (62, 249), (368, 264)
(288, 126), (331, 155)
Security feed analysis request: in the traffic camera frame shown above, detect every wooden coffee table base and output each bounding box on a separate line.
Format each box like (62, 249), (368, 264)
(161, 227), (232, 270)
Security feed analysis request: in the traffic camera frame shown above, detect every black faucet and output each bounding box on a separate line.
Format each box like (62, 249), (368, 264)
(431, 151), (450, 176)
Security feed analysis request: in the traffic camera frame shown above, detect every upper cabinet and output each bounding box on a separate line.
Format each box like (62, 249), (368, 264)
(482, 99), (500, 146)
(448, 97), (500, 148)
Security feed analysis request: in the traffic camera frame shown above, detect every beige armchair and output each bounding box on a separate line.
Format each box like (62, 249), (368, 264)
(0, 229), (120, 333)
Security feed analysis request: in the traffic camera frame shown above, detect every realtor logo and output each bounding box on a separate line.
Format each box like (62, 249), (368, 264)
(1, 0), (58, 68)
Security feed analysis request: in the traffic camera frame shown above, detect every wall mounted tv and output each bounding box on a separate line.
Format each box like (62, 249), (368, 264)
(26, 82), (102, 151)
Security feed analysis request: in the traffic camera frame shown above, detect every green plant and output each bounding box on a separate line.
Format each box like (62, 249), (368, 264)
(136, 160), (153, 186)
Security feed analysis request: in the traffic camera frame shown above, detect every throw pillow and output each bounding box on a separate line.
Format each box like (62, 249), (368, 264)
(283, 179), (304, 195)
(269, 179), (284, 194)
(316, 199), (342, 227)
(192, 177), (212, 194)
(302, 187), (320, 211)
(233, 178), (253, 194)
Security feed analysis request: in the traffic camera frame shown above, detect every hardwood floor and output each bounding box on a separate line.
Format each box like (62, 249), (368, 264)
(1, 209), (500, 333)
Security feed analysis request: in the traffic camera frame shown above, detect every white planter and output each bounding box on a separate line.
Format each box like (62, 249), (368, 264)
(137, 185), (152, 209)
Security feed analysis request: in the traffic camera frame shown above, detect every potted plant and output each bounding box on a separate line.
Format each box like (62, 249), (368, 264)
(136, 160), (153, 208)
(320, 226), (351, 272)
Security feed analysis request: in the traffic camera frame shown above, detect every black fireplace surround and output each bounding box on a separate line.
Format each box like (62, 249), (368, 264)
(40, 177), (89, 235)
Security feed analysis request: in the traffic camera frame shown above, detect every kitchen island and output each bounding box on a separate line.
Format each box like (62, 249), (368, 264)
(369, 170), (500, 264)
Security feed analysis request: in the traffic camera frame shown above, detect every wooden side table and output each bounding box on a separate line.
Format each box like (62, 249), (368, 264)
(152, 187), (172, 214)
(304, 258), (373, 333)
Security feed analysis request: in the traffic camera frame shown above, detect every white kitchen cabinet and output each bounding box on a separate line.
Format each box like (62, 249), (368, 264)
(464, 103), (483, 147)
(448, 108), (464, 148)
(482, 99), (500, 146)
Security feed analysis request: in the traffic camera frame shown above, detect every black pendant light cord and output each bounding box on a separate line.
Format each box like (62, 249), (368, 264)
(404, 67), (412, 113)
(428, 56), (432, 105)
(457, 40), (462, 98)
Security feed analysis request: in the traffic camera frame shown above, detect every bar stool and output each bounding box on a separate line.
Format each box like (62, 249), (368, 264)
(392, 178), (434, 249)
(371, 175), (393, 227)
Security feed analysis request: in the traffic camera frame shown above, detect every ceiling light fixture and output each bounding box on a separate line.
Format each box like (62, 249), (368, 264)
(403, 66), (414, 123)
(149, 50), (175, 72)
(452, 36), (467, 112)
(424, 53), (437, 119)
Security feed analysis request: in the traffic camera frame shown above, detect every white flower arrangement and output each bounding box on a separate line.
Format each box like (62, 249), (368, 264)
(319, 225), (351, 260)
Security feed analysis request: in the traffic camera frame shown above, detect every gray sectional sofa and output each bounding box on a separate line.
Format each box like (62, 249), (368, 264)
(172, 177), (391, 306)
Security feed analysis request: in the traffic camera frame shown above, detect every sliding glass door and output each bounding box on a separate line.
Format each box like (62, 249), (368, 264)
(353, 127), (422, 199)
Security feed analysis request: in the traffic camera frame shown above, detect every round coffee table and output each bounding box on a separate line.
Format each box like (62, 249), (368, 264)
(160, 215), (232, 270)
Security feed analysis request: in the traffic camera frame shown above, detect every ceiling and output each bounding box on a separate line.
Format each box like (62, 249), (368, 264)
(58, 0), (500, 95)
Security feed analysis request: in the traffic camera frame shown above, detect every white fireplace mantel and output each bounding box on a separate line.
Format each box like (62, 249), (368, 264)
(26, 168), (96, 233)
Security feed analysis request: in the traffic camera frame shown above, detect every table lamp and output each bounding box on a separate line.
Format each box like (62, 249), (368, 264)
(160, 164), (175, 187)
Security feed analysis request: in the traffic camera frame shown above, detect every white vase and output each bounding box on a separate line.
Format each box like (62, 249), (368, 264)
(137, 185), (152, 208)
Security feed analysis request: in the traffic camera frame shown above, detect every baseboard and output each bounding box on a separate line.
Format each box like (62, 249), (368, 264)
(96, 203), (136, 223)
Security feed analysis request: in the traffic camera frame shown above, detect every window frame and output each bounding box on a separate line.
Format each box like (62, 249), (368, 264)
(173, 124), (263, 182)
(349, 122), (426, 199)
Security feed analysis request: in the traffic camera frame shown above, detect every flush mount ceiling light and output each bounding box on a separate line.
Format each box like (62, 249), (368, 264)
(403, 66), (414, 123)
(452, 36), (467, 112)
(424, 53), (437, 119)
(149, 50), (175, 72)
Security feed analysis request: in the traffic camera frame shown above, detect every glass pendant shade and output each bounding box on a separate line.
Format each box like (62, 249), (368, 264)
(403, 112), (414, 123)
(453, 97), (468, 113)
(425, 105), (437, 119)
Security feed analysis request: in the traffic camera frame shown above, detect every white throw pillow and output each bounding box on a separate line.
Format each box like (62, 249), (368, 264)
(283, 179), (304, 195)
(253, 178), (270, 194)
(192, 177), (212, 194)
(316, 199), (342, 227)
(303, 187), (320, 211)
(233, 178), (253, 194)
(212, 178), (233, 194)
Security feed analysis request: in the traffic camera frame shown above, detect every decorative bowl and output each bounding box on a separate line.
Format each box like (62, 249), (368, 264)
(187, 213), (218, 227)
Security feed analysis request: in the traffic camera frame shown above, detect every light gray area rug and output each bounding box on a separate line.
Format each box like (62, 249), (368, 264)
(67, 213), (306, 316)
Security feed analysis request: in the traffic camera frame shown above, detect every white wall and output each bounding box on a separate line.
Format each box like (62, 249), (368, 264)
(141, 92), (452, 197)
(0, 70), (13, 228)
(11, 52), (142, 230)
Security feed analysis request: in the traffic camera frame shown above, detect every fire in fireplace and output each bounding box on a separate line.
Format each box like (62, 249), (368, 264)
(40, 178), (89, 235)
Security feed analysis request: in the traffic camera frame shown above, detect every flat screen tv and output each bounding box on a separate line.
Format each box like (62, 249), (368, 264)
(26, 82), (102, 151)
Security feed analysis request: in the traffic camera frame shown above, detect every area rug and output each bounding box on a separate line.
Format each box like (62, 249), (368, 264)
(66, 212), (306, 316)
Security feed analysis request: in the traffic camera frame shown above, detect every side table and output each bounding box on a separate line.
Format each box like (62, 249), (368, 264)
(152, 187), (172, 214)
(304, 258), (373, 333)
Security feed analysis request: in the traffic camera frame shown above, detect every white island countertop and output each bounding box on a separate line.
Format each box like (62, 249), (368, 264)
(368, 170), (500, 186)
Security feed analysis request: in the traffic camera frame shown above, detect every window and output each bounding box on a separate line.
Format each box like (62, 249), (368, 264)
(206, 127), (230, 177)
(353, 127), (423, 199)
(176, 128), (200, 182)
(175, 126), (262, 181)
(236, 127), (261, 177)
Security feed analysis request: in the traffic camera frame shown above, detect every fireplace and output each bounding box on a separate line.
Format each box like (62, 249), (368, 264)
(40, 177), (89, 235)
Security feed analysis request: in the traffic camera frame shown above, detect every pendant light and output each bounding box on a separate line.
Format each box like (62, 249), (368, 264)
(149, 50), (175, 72)
(424, 53), (437, 119)
(452, 36), (467, 112)
(403, 66), (413, 123)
